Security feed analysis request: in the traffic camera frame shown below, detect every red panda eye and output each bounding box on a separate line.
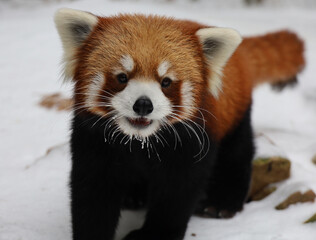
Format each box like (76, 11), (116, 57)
(161, 77), (172, 88)
(117, 73), (128, 84)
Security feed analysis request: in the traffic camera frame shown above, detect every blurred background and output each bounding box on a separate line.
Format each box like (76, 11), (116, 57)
(1, 0), (316, 8)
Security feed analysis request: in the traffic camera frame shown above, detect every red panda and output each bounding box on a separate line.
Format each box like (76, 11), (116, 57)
(54, 8), (305, 240)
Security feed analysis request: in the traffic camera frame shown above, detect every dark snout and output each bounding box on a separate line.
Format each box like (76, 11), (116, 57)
(133, 96), (153, 116)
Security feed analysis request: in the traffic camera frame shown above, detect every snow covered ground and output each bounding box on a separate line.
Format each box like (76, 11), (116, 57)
(0, 0), (315, 239)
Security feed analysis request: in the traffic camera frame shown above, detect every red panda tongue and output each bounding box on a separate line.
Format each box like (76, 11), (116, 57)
(128, 117), (152, 127)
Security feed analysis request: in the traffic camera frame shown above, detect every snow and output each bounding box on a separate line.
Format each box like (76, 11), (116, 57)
(0, 0), (315, 239)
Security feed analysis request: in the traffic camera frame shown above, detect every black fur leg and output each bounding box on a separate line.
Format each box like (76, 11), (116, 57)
(123, 171), (204, 240)
(122, 182), (147, 210)
(70, 115), (129, 240)
(71, 164), (122, 240)
(195, 105), (255, 219)
(123, 124), (215, 240)
(123, 172), (199, 240)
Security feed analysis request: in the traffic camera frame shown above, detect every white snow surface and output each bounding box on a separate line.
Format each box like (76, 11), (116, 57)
(0, 0), (316, 239)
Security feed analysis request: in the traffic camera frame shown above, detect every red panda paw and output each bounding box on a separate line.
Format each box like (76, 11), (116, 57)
(121, 196), (146, 210)
(195, 204), (243, 219)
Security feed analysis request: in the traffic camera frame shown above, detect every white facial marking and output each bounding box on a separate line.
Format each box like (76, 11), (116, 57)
(196, 27), (242, 98)
(181, 81), (195, 117)
(120, 54), (134, 72)
(54, 8), (98, 81)
(85, 73), (105, 113)
(157, 61), (170, 77)
(111, 80), (172, 138)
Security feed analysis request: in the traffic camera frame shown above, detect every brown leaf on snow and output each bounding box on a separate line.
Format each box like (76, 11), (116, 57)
(312, 154), (316, 166)
(275, 190), (316, 210)
(39, 93), (73, 111)
(304, 213), (316, 224)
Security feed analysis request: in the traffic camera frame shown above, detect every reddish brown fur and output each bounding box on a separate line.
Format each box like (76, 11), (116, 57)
(72, 14), (305, 142)
(205, 30), (305, 140)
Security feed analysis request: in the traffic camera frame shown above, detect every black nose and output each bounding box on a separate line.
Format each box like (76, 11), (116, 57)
(133, 96), (153, 116)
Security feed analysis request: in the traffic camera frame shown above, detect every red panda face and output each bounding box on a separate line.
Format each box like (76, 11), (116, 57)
(71, 15), (208, 140)
(55, 9), (242, 141)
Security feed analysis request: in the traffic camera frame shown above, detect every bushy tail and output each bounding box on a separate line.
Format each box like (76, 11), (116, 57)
(240, 30), (305, 90)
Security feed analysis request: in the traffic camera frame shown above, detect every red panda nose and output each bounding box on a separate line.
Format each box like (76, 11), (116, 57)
(133, 96), (154, 116)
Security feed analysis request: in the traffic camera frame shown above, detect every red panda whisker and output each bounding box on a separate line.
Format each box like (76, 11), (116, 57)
(107, 124), (120, 143)
(72, 110), (117, 131)
(168, 113), (207, 158)
(177, 116), (207, 143)
(102, 112), (122, 129)
(150, 137), (161, 162)
(99, 88), (116, 97)
(159, 119), (179, 149)
(163, 118), (183, 148)
(145, 137), (151, 159)
(110, 126), (122, 144)
(172, 109), (206, 122)
(172, 105), (213, 115)
(129, 135), (133, 153)
(181, 118), (210, 160)
(160, 118), (182, 150)
(72, 106), (93, 117)
(72, 101), (113, 109)
(113, 131), (124, 144)
(72, 104), (113, 112)
(73, 94), (113, 103)
(168, 115), (199, 152)
(172, 108), (207, 130)
(74, 92), (112, 98)
(172, 105), (216, 120)
(74, 86), (115, 98)
(152, 132), (165, 148)
(119, 134), (129, 145)
(91, 110), (118, 128)
(159, 119), (172, 134)
(156, 130), (170, 147)
(154, 131), (171, 148)
(102, 117), (119, 142)
(71, 104), (113, 116)
(170, 113), (193, 139)
(74, 87), (113, 98)
(169, 114), (198, 142)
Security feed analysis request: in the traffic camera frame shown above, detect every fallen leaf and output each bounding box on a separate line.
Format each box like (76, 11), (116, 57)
(312, 154), (316, 166)
(275, 190), (316, 210)
(304, 213), (316, 224)
(39, 93), (73, 111)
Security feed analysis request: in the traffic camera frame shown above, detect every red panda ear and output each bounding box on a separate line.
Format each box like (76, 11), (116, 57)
(196, 28), (242, 98)
(54, 8), (98, 81)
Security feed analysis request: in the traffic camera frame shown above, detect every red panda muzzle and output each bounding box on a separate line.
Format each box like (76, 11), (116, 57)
(128, 117), (153, 128)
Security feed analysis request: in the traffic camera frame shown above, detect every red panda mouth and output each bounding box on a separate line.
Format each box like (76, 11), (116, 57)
(127, 117), (153, 128)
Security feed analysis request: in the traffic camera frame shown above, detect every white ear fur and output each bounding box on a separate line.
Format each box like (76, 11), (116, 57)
(196, 28), (242, 98)
(54, 8), (98, 80)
